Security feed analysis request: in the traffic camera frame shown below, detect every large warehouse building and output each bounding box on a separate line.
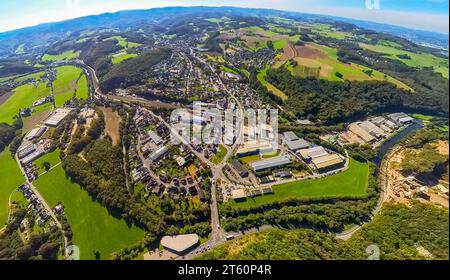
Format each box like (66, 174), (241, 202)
(160, 234), (199, 255)
(251, 155), (291, 172)
(311, 154), (345, 173)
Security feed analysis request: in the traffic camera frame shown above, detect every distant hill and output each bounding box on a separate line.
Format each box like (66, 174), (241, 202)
(0, 6), (448, 56)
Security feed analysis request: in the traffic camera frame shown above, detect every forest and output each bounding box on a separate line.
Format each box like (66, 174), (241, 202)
(263, 67), (448, 125)
(100, 47), (171, 92)
(199, 203), (449, 260)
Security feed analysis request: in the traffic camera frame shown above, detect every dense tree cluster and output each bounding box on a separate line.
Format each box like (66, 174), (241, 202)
(0, 208), (63, 260)
(266, 67), (406, 124)
(400, 144), (448, 175)
(66, 109), (105, 154)
(0, 123), (16, 152)
(63, 139), (164, 236)
(100, 48), (171, 92)
(200, 203), (449, 260)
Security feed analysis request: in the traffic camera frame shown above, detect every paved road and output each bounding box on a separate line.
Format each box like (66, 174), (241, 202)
(335, 148), (396, 240)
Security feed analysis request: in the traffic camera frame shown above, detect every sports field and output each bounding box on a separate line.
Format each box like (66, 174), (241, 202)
(34, 164), (145, 260)
(228, 158), (369, 208)
(42, 50), (80, 62)
(0, 149), (25, 227)
(360, 43), (449, 79)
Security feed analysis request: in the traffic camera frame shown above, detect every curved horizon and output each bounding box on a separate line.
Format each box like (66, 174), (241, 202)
(1, 1), (449, 34)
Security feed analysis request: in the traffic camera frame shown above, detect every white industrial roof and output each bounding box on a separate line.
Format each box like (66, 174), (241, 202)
(160, 234), (199, 253)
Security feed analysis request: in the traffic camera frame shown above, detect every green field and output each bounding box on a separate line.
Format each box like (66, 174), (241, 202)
(291, 43), (412, 91)
(76, 74), (89, 100)
(206, 16), (231, 24)
(111, 52), (138, 64)
(33, 148), (61, 173)
(76, 38), (88, 43)
(0, 81), (51, 124)
(219, 65), (238, 75)
(211, 145), (227, 164)
(42, 50), (80, 62)
(0, 149), (25, 227)
(257, 66), (288, 100)
(360, 43), (449, 79)
(273, 40), (287, 50)
(53, 65), (85, 106)
(412, 114), (434, 121)
(285, 60), (320, 79)
(239, 154), (262, 164)
(0, 71), (46, 84)
(105, 36), (141, 49)
(34, 164), (145, 260)
(229, 158), (369, 208)
(15, 44), (25, 54)
(309, 23), (350, 40)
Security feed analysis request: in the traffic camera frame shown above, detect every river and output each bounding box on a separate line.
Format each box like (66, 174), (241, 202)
(373, 120), (424, 167)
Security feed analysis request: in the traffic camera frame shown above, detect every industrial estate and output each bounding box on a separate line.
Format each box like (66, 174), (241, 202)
(0, 5), (448, 261)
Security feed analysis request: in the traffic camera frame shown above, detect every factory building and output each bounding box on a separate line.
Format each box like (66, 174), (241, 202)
(251, 155), (291, 172)
(149, 146), (168, 162)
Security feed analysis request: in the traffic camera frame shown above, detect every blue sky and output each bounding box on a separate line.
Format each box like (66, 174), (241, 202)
(1, 0), (449, 33)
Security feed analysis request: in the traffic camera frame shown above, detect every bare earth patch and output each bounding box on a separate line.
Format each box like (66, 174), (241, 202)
(295, 45), (327, 59)
(0, 92), (13, 106)
(100, 107), (122, 146)
(436, 140), (449, 156)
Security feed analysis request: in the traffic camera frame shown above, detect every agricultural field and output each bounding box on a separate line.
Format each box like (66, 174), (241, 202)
(105, 36), (141, 49)
(279, 43), (412, 90)
(76, 74), (89, 100)
(112, 52), (138, 64)
(42, 50), (80, 62)
(360, 43), (449, 79)
(34, 163), (145, 260)
(234, 26), (296, 52)
(0, 81), (52, 124)
(53, 65), (86, 107)
(257, 66), (288, 100)
(0, 149), (25, 227)
(0, 71), (46, 84)
(228, 158), (369, 208)
(309, 23), (351, 40)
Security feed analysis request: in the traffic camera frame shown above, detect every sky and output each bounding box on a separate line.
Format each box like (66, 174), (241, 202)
(1, 0), (449, 34)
